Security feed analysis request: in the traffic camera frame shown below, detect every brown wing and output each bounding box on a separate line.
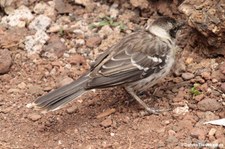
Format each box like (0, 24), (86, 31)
(85, 31), (170, 89)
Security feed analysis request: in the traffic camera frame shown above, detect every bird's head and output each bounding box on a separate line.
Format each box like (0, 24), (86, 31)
(147, 17), (184, 40)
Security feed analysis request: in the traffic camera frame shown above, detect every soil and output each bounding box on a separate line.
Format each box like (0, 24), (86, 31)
(0, 0), (225, 149)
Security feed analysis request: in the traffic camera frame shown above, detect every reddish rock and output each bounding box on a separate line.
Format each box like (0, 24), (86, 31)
(221, 83), (225, 93)
(201, 71), (211, 80)
(181, 72), (195, 80)
(27, 113), (42, 121)
(0, 49), (12, 74)
(86, 35), (102, 48)
(197, 98), (221, 111)
(100, 118), (112, 127)
(68, 54), (86, 65)
(42, 35), (67, 58)
(57, 76), (74, 88)
(190, 127), (207, 140)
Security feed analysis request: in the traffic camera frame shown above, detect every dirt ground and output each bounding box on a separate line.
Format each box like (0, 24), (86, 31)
(0, 0), (225, 149)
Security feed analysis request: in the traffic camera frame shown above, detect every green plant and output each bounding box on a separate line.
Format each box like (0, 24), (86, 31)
(58, 26), (65, 36)
(190, 83), (201, 96)
(90, 16), (126, 31)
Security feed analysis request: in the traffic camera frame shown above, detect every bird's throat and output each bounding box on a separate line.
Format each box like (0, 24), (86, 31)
(149, 26), (171, 40)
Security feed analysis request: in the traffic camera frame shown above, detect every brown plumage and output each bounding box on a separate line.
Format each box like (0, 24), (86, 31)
(31, 17), (184, 113)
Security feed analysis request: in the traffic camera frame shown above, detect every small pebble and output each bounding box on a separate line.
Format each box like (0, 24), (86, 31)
(27, 113), (42, 121)
(201, 72), (211, 80)
(197, 98), (221, 111)
(162, 120), (170, 125)
(0, 107), (12, 114)
(185, 57), (193, 64)
(181, 72), (195, 80)
(173, 104), (189, 115)
(219, 63), (225, 74)
(190, 127), (206, 140)
(57, 76), (73, 88)
(98, 25), (113, 38)
(194, 94), (204, 101)
(68, 54), (86, 65)
(0, 49), (12, 74)
(86, 35), (102, 48)
(221, 83), (225, 93)
(100, 118), (112, 127)
(166, 136), (178, 143)
(8, 88), (20, 93)
(168, 130), (176, 136)
(212, 78), (218, 83)
(208, 128), (217, 136)
(18, 82), (26, 89)
(66, 106), (78, 114)
(27, 85), (43, 95)
(96, 108), (116, 119)
(29, 15), (51, 31)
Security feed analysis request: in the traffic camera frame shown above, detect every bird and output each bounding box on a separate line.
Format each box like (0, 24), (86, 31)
(31, 16), (184, 114)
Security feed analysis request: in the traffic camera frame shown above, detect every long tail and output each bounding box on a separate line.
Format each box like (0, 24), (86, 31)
(32, 75), (89, 112)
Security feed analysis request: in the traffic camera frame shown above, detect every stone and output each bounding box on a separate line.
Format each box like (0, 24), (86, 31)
(221, 83), (225, 93)
(27, 85), (43, 95)
(194, 94), (204, 101)
(181, 72), (195, 80)
(190, 127), (207, 140)
(219, 63), (225, 74)
(100, 118), (112, 127)
(0, 49), (12, 74)
(98, 25), (113, 38)
(86, 35), (102, 48)
(17, 82), (26, 89)
(57, 76), (74, 88)
(197, 98), (221, 111)
(55, 0), (73, 14)
(185, 57), (193, 64)
(179, 0), (225, 48)
(201, 71), (211, 80)
(66, 106), (78, 114)
(109, 7), (119, 18)
(130, 0), (149, 9)
(41, 35), (66, 58)
(75, 0), (91, 7)
(27, 113), (42, 121)
(96, 108), (116, 119)
(24, 30), (50, 54)
(173, 105), (189, 116)
(68, 54), (86, 65)
(33, 2), (55, 17)
(208, 128), (217, 136)
(166, 136), (178, 143)
(1, 6), (34, 27)
(29, 15), (51, 31)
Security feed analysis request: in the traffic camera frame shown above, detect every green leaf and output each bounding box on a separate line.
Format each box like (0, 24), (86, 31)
(97, 20), (109, 26)
(191, 84), (201, 96)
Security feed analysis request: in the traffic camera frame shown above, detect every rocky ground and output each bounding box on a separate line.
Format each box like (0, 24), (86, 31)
(0, 0), (225, 148)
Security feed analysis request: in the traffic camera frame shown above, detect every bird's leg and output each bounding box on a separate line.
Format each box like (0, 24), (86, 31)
(125, 87), (165, 114)
(123, 88), (135, 106)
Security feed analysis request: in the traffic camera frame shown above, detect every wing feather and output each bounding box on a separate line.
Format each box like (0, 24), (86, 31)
(86, 31), (170, 89)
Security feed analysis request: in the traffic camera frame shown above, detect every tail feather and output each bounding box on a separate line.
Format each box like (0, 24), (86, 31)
(33, 75), (89, 112)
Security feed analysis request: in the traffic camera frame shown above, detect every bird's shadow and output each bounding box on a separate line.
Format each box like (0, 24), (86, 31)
(37, 87), (145, 135)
